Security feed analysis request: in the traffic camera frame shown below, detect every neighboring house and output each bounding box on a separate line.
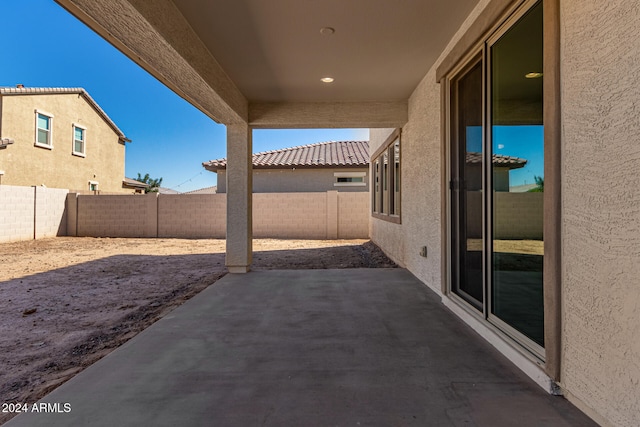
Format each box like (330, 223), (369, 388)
(122, 177), (148, 194)
(466, 152), (527, 192)
(156, 187), (181, 194)
(0, 86), (130, 193)
(185, 186), (217, 194)
(58, 1), (640, 425)
(203, 140), (369, 193)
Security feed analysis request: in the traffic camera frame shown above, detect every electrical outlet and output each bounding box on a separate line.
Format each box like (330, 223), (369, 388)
(419, 246), (428, 257)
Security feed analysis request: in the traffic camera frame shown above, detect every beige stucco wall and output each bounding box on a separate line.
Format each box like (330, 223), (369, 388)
(370, 0), (640, 426)
(216, 168), (369, 193)
(369, 68), (446, 292)
(0, 93), (127, 193)
(559, 1), (640, 425)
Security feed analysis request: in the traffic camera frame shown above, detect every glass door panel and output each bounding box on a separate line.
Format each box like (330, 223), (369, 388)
(451, 59), (484, 310)
(489, 1), (544, 347)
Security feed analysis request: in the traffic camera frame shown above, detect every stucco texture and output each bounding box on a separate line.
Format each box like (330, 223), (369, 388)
(0, 94), (126, 193)
(369, 67), (443, 293)
(371, 0), (640, 425)
(216, 168), (369, 193)
(369, 0), (491, 293)
(560, 1), (640, 425)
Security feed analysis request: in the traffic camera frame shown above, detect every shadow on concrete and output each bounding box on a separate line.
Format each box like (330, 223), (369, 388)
(5, 269), (597, 427)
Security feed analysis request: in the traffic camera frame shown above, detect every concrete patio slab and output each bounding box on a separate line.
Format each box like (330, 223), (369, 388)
(5, 269), (597, 426)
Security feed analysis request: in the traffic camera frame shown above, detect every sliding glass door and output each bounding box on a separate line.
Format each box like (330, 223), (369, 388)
(450, 58), (484, 310)
(450, 0), (544, 356)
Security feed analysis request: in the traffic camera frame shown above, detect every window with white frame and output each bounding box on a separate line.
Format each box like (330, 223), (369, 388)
(334, 171), (366, 186)
(89, 181), (99, 192)
(73, 124), (86, 156)
(371, 129), (401, 222)
(35, 111), (53, 148)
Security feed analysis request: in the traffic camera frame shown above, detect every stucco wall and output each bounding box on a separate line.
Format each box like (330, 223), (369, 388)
(560, 1), (640, 425)
(0, 185), (68, 242)
(370, 0), (640, 425)
(0, 93), (127, 193)
(216, 168), (369, 193)
(369, 67), (445, 293)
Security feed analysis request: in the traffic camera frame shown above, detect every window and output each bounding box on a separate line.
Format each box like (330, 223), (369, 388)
(89, 181), (99, 192)
(371, 129), (401, 222)
(334, 172), (366, 186)
(35, 111), (53, 148)
(73, 124), (86, 156)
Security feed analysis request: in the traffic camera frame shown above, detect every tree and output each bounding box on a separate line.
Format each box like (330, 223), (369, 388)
(136, 172), (163, 193)
(528, 175), (544, 192)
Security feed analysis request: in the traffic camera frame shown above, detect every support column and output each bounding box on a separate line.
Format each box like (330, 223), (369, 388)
(225, 123), (253, 273)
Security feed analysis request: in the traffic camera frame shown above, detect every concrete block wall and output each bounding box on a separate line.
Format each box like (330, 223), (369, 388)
(253, 193), (328, 239)
(0, 185), (68, 243)
(75, 193), (158, 237)
(34, 186), (69, 238)
(493, 192), (543, 240)
(0, 185), (36, 242)
(466, 191), (543, 240)
(67, 191), (369, 240)
(158, 194), (226, 238)
(338, 192), (370, 239)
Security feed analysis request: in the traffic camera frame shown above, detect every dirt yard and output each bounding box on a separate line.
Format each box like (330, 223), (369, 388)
(0, 237), (396, 424)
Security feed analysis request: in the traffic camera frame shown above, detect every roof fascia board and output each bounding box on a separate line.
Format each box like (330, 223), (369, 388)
(249, 101), (408, 129)
(55, 0), (248, 125)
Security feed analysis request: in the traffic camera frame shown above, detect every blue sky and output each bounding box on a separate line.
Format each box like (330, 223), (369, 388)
(0, 0), (368, 192)
(467, 125), (544, 187)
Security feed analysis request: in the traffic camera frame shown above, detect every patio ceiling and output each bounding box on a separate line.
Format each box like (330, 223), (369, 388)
(55, 0), (481, 127)
(173, 0), (479, 103)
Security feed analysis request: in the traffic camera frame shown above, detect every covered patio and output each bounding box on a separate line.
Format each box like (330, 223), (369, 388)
(39, 0), (640, 425)
(6, 269), (595, 426)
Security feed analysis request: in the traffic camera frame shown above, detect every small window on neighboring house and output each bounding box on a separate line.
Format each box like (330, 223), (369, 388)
(89, 181), (99, 192)
(35, 111), (53, 149)
(371, 129), (401, 223)
(73, 124), (86, 156)
(334, 172), (366, 186)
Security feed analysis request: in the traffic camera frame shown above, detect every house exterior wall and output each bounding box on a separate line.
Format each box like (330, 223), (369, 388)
(370, 0), (640, 426)
(560, 1), (640, 425)
(0, 93), (127, 193)
(215, 168), (368, 193)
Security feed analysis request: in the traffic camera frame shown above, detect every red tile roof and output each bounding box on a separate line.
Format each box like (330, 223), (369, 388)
(203, 140), (369, 171)
(467, 152), (527, 169)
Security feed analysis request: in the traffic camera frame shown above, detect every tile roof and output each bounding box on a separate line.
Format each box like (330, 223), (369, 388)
(185, 186), (217, 194)
(0, 86), (128, 141)
(203, 140), (369, 171)
(467, 152), (527, 169)
(122, 177), (148, 188)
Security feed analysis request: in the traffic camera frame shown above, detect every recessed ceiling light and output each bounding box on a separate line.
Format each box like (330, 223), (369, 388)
(321, 77), (334, 83)
(320, 27), (335, 36)
(525, 72), (543, 79)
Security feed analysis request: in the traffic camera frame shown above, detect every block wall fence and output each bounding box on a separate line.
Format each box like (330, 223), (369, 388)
(1, 187), (540, 243)
(67, 191), (370, 239)
(0, 185), (68, 243)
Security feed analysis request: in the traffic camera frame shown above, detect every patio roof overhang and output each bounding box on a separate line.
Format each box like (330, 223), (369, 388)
(54, 0), (481, 128)
(53, 0), (482, 272)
